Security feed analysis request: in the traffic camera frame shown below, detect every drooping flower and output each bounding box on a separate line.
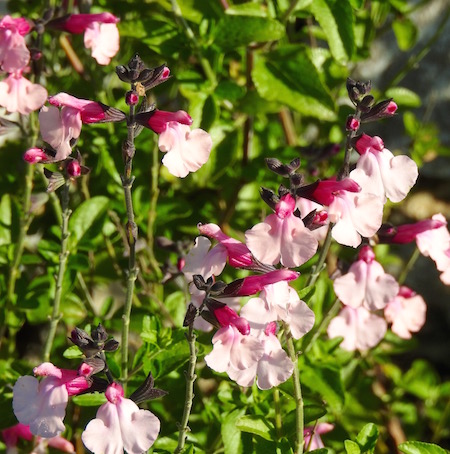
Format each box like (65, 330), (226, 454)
(304, 423), (334, 451)
(49, 13), (120, 65)
(415, 213), (450, 285)
(327, 305), (387, 351)
(350, 133), (418, 203)
(245, 193), (319, 267)
(13, 362), (93, 438)
(333, 246), (399, 311)
(299, 178), (383, 248)
(0, 15), (31, 73)
(81, 383), (160, 454)
(1, 423), (75, 453)
(0, 71), (47, 114)
(384, 286), (426, 339)
(227, 323), (294, 390)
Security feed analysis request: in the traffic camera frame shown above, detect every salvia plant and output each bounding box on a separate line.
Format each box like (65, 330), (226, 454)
(0, 0), (449, 453)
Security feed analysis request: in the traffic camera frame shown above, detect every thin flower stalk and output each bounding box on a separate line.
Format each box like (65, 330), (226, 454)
(43, 179), (71, 362)
(121, 104), (139, 387)
(175, 322), (198, 454)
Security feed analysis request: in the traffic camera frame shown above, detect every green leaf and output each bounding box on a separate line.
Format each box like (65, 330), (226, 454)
(72, 392), (107, 407)
(222, 408), (246, 454)
(393, 17), (418, 51)
(345, 440), (361, 454)
(0, 194), (11, 247)
(398, 441), (449, 454)
(68, 196), (109, 247)
(302, 362), (345, 410)
(235, 415), (276, 441)
(356, 423), (379, 453)
(310, 0), (355, 63)
(252, 47), (336, 121)
(298, 285), (315, 303)
(214, 15), (285, 49)
(385, 86), (421, 108)
(63, 345), (83, 359)
(309, 449), (331, 454)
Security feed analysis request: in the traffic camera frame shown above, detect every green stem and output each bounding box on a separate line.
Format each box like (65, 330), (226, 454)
(174, 323), (198, 454)
(303, 298), (341, 355)
(171, 0), (217, 87)
(306, 223), (333, 288)
(284, 323), (304, 454)
(121, 107), (138, 388)
(398, 247), (420, 286)
(43, 179), (71, 362)
(281, 0), (301, 24)
(273, 387), (282, 439)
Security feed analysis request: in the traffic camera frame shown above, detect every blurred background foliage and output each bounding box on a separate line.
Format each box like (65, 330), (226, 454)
(0, 0), (449, 452)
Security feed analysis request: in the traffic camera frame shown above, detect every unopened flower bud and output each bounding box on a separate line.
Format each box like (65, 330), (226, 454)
(346, 115), (360, 131)
(23, 147), (48, 163)
(126, 90), (139, 106)
(67, 160), (81, 177)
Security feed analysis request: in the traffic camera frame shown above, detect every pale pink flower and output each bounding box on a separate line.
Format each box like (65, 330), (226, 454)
(227, 326), (294, 390)
(84, 22), (119, 65)
(333, 246), (399, 311)
(350, 133), (418, 203)
(13, 362), (92, 438)
(81, 383), (160, 454)
(240, 281), (315, 340)
(384, 286), (426, 339)
(2, 423), (75, 453)
(327, 306), (387, 351)
(159, 122), (212, 178)
(39, 105), (81, 161)
(0, 15), (31, 72)
(377, 218), (446, 244)
(245, 193), (318, 267)
(146, 109), (192, 133)
(204, 325), (264, 373)
(415, 213), (450, 285)
(305, 178), (383, 248)
(0, 72), (47, 115)
(48, 93), (110, 123)
(304, 423), (334, 451)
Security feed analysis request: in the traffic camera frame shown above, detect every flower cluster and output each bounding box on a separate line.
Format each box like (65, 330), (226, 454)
(11, 325), (164, 454)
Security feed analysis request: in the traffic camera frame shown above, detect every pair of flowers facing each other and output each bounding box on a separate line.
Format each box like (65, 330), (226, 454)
(12, 363), (160, 454)
(0, 12), (120, 115)
(327, 245), (427, 351)
(181, 223), (315, 390)
(25, 89), (212, 179)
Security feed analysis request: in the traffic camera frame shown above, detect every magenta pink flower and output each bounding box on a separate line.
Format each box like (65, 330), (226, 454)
(198, 223), (255, 268)
(2, 423), (75, 453)
(377, 218), (446, 244)
(213, 305), (250, 335)
(304, 423), (334, 451)
(245, 193), (318, 267)
(13, 362), (92, 438)
(384, 286), (426, 339)
(23, 147), (49, 163)
(327, 306), (387, 351)
(146, 109), (192, 134)
(55, 13), (119, 34)
(333, 246), (399, 310)
(0, 71), (47, 114)
(0, 15), (31, 72)
(350, 133), (418, 203)
(81, 383), (160, 454)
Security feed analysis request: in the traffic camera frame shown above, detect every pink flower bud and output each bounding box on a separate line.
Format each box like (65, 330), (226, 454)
(126, 90), (139, 106)
(67, 160), (81, 177)
(23, 147), (48, 163)
(385, 101), (397, 115)
(213, 306), (250, 335)
(346, 116), (360, 131)
(146, 109), (192, 134)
